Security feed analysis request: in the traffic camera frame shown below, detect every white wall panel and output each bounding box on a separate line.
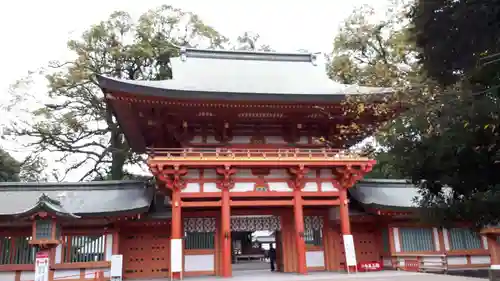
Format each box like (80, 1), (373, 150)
(306, 251), (325, 267)
(184, 254), (215, 272)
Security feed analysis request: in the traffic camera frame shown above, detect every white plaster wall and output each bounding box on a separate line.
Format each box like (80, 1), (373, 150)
(303, 182), (318, 192)
(206, 136), (218, 144)
(203, 183), (219, 192)
(204, 169), (217, 179)
(266, 136), (285, 144)
(55, 243), (62, 263)
(184, 254), (215, 272)
(393, 228), (401, 252)
(433, 228), (441, 251)
(306, 251), (325, 267)
(231, 182), (254, 192)
(105, 234), (113, 261)
(269, 182), (292, 192)
(230, 136), (252, 144)
(235, 169), (254, 178)
(305, 170), (316, 178)
(54, 269), (80, 279)
(182, 183), (201, 193)
(447, 256), (468, 265)
(21, 271), (34, 281)
(185, 169), (200, 179)
(0, 272), (15, 281)
(443, 229), (451, 251)
(298, 136), (309, 144)
(471, 256), (491, 265)
(320, 169), (332, 177)
(85, 268), (111, 278)
(321, 182), (338, 191)
(266, 169), (288, 178)
(191, 136), (203, 143)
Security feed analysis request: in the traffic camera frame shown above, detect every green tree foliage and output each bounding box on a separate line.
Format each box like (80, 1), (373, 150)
(328, 3), (418, 87)
(388, 0), (500, 227)
(234, 31), (273, 51)
(0, 148), (20, 182)
(7, 5), (227, 181)
(323, 2), (416, 178)
(0, 148), (46, 182)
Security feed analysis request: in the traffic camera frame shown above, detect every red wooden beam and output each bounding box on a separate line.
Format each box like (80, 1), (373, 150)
(229, 200), (293, 207)
(181, 201), (222, 207)
(302, 199), (340, 206)
(180, 191), (340, 198)
(149, 160), (375, 167)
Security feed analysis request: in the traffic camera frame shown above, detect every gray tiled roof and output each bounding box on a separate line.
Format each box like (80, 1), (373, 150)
(0, 181), (154, 217)
(349, 179), (420, 209)
(97, 48), (392, 102)
(17, 193), (80, 218)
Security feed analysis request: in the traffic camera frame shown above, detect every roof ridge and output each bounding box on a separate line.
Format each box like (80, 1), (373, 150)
(0, 180), (148, 191)
(181, 47), (318, 64)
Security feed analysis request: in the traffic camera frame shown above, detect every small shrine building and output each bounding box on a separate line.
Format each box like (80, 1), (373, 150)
(0, 48), (497, 281)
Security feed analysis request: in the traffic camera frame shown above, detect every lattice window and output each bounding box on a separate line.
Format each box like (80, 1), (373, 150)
(400, 228), (434, 252)
(304, 229), (322, 246)
(185, 232), (215, 250)
(62, 235), (106, 263)
(184, 218), (216, 232)
(304, 216), (323, 246)
(35, 220), (52, 240)
(0, 236), (35, 264)
(449, 228), (482, 250)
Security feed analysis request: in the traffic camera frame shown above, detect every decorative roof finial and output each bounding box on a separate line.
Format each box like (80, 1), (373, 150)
(180, 47), (188, 62)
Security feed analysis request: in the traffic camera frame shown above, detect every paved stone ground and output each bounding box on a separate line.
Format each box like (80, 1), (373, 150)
(133, 270), (488, 281)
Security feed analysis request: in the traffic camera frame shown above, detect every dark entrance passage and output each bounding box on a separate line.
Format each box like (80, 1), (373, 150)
(230, 215), (282, 273)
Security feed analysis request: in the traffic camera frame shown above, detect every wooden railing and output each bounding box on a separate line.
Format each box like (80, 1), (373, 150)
(392, 254), (448, 273)
(147, 147), (369, 161)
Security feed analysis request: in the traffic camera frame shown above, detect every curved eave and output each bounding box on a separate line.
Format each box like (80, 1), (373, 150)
(363, 203), (418, 215)
(75, 205), (151, 218)
(96, 75), (393, 103)
(13, 202), (80, 219)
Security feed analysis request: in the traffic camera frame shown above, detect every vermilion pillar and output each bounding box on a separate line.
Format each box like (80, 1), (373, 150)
(171, 189), (182, 279)
(217, 166), (236, 278)
(339, 188), (351, 235)
(221, 188), (232, 277)
(293, 189), (307, 274)
(171, 190), (182, 239)
(487, 234), (500, 267)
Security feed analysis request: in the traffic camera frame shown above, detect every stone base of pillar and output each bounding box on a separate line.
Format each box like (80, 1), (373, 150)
(490, 265), (500, 281)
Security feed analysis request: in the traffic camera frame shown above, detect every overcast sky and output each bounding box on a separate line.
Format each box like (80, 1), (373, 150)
(0, 0), (390, 181)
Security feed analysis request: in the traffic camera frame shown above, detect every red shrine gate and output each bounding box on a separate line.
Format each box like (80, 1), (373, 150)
(97, 47), (394, 278)
(149, 151), (374, 277)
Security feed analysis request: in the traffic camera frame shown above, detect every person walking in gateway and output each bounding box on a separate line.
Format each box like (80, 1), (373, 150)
(269, 245), (276, 272)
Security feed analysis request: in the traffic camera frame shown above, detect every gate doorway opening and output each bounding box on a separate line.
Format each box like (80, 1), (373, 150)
(230, 215), (282, 273)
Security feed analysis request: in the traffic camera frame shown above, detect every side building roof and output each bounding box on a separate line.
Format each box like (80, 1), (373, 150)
(97, 48), (392, 102)
(349, 179), (421, 212)
(0, 180), (154, 218)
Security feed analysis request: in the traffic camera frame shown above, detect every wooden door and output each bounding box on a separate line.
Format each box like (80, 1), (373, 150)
(120, 229), (170, 279)
(353, 224), (380, 264)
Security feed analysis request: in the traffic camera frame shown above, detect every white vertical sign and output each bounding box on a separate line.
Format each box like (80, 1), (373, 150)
(34, 251), (49, 281)
(171, 238), (183, 278)
(110, 254), (123, 280)
(343, 234), (357, 267)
